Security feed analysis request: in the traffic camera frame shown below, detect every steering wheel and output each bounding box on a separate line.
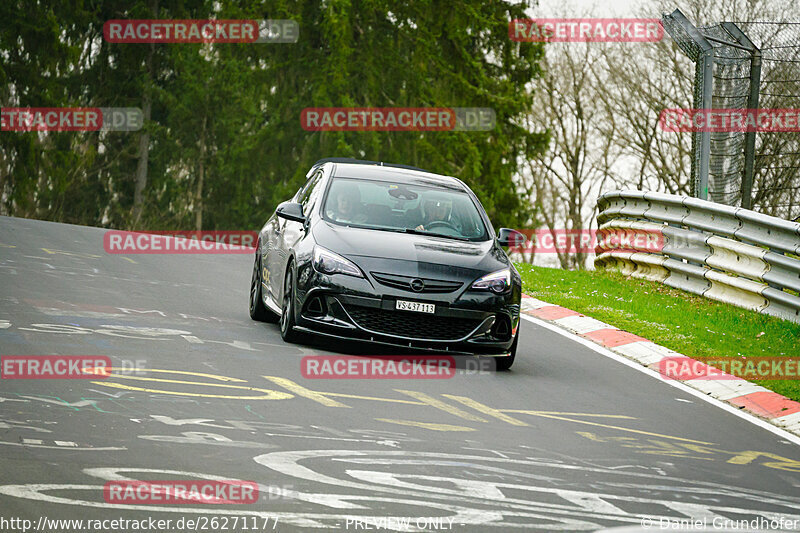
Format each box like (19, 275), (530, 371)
(424, 220), (460, 232)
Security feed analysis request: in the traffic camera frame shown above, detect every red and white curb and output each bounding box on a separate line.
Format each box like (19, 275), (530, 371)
(520, 294), (800, 438)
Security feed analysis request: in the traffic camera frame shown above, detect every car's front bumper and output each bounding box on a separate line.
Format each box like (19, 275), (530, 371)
(293, 269), (520, 356)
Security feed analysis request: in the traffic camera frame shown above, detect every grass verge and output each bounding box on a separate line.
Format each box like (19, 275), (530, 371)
(515, 263), (800, 403)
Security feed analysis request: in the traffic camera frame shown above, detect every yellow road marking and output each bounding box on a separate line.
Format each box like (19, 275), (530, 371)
(121, 257), (137, 264)
(86, 368), (289, 400)
(505, 410), (635, 419)
(550, 413), (713, 444)
(262, 376), (350, 407)
(93, 374), (267, 388)
(442, 395), (529, 426)
(0, 243), (16, 248)
(631, 439), (716, 460)
(725, 450), (800, 471)
(578, 432), (800, 472)
(262, 376), (426, 406)
(90, 381), (292, 400)
(326, 393), (423, 405)
(86, 367), (247, 382)
(41, 248), (102, 259)
(376, 419), (476, 432)
(577, 432), (637, 443)
(395, 390), (488, 422)
(678, 443), (719, 455)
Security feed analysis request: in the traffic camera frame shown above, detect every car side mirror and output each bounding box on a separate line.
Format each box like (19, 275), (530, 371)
(276, 202), (306, 223)
(497, 228), (526, 247)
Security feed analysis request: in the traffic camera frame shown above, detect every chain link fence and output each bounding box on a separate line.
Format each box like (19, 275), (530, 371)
(662, 9), (800, 221)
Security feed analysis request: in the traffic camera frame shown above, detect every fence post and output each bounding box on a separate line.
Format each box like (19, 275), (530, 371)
(662, 9), (715, 201)
(698, 50), (713, 201)
(721, 22), (762, 210)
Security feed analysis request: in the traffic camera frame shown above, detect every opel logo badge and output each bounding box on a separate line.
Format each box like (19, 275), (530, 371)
(410, 279), (425, 292)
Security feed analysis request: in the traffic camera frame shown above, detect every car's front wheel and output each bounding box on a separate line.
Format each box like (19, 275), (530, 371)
(250, 251), (277, 322)
(495, 328), (519, 371)
(280, 261), (301, 343)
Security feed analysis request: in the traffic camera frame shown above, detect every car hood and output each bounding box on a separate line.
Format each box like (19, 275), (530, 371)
(312, 221), (509, 279)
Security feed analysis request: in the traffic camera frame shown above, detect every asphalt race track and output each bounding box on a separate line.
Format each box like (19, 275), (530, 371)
(1, 215), (800, 532)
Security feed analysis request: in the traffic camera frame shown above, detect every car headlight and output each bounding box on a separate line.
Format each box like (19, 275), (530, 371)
(471, 268), (511, 294)
(312, 246), (363, 277)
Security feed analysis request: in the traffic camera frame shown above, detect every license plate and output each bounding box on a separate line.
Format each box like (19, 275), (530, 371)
(395, 300), (435, 314)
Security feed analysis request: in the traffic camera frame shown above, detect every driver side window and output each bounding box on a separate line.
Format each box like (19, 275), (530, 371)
(299, 170), (323, 214)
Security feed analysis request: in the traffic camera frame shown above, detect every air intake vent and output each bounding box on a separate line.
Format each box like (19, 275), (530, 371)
(345, 305), (481, 340)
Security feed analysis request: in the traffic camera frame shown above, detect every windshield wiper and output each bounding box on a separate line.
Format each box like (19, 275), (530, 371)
(400, 228), (470, 241)
(339, 223), (472, 241)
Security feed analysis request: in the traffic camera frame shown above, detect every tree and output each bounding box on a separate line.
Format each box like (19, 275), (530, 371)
(1, 0), (548, 234)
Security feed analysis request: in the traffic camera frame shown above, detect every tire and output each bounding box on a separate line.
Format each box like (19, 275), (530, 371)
(280, 260), (301, 343)
(495, 328), (519, 371)
(249, 251), (278, 322)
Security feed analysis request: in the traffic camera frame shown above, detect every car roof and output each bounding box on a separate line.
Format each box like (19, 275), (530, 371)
(317, 160), (466, 191)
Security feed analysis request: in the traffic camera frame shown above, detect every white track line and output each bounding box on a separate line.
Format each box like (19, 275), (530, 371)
(520, 313), (800, 447)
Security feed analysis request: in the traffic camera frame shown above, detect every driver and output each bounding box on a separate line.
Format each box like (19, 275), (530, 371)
(327, 183), (367, 224)
(415, 192), (453, 231)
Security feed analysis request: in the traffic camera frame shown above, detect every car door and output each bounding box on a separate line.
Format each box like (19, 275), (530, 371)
(264, 179), (306, 303)
(260, 213), (280, 305)
(271, 169), (324, 302)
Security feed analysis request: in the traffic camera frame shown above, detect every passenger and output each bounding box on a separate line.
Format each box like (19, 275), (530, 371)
(328, 183), (367, 224)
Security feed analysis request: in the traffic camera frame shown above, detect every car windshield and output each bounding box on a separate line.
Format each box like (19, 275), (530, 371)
(322, 177), (489, 241)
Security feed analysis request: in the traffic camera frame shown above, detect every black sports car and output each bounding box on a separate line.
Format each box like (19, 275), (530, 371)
(249, 158), (525, 370)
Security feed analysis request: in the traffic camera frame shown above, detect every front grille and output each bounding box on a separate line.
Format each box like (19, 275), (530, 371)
(371, 272), (463, 294)
(345, 305), (482, 340)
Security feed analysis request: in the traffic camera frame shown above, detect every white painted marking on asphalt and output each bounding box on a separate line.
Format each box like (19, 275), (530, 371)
(520, 314), (800, 447)
(139, 432), (277, 449)
(261, 432), (400, 447)
(230, 340), (254, 351)
(204, 339), (257, 351)
(22, 439), (43, 445)
(0, 320), (11, 329)
(675, 398), (693, 403)
(461, 447), (516, 459)
(0, 442), (126, 451)
(85, 389), (129, 398)
(54, 441), (78, 447)
(253, 449), (800, 525)
(0, 420), (52, 433)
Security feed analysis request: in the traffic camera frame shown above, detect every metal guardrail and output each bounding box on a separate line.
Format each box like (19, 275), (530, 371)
(595, 190), (800, 323)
